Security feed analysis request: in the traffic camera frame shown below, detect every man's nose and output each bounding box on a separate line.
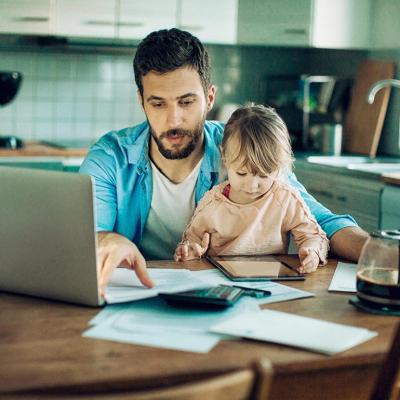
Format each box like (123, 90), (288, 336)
(166, 105), (183, 128)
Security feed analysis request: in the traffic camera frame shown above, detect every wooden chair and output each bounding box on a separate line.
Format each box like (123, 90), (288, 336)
(370, 321), (400, 400)
(3, 359), (273, 400)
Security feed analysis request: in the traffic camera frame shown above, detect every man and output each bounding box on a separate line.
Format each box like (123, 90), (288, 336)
(80, 28), (368, 295)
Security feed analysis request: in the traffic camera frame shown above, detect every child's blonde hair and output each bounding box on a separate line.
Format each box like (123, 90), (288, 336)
(221, 104), (294, 176)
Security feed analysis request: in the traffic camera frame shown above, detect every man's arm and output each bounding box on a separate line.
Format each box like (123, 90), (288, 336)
(330, 226), (369, 262)
(288, 171), (369, 261)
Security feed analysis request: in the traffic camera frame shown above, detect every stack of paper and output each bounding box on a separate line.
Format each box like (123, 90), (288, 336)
(105, 268), (212, 303)
(84, 296), (259, 353)
(210, 310), (377, 355)
(83, 267), (341, 354)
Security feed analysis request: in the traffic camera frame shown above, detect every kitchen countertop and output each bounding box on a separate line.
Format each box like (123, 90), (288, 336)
(1, 146), (400, 186)
(380, 172), (400, 186)
(294, 152), (400, 186)
(0, 141), (88, 157)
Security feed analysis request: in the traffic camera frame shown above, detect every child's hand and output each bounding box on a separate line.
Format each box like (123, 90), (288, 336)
(174, 233), (210, 261)
(298, 247), (319, 273)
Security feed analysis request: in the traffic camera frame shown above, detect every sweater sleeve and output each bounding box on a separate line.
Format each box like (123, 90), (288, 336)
(180, 189), (218, 246)
(283, 191), (330, 265)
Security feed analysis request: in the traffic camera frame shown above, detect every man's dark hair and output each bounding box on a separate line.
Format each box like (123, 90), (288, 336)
(133, 28), (211, 97)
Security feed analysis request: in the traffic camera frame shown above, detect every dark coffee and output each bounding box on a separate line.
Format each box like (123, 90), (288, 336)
(357, 267), (400, 310)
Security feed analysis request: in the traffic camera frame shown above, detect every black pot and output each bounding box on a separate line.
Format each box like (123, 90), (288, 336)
(0, 71), (23, 106)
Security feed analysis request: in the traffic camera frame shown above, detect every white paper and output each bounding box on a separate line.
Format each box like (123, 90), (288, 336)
(210, 310), (377, 355)
(105, 268), (212, 303)
(193, 269), (314, 305)
(84, 296), (259, 353)
(328, 262), (357, 293)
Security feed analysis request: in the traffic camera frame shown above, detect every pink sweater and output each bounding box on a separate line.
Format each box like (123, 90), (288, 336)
(181, 180), (329, 263)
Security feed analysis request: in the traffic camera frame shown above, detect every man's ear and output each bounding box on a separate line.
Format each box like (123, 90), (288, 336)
(206, 85), (217, 112)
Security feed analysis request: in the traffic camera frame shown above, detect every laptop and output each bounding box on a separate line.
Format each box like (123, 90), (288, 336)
(0, 166), (103, 306)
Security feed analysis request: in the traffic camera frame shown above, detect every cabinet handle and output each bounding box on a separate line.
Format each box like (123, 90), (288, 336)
(85, 20), (114, 26)
(284, 28), (307, 35)
(178, 25), (204, 31)
(115, 21), (144, 27)
(14, 16), (49, 22)
(336, 195), (347, 202)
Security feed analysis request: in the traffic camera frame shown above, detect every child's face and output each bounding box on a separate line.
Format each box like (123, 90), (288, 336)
(226, 162), (277, 205)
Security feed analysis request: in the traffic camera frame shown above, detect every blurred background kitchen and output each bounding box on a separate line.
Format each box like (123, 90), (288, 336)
(0, 0), (400, 231)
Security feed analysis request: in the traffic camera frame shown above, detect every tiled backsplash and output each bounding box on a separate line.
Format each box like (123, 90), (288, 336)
(0, 45), (372, 146)
(0, 50), (142, 141)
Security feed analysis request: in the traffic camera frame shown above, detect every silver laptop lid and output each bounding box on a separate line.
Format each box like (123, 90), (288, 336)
(0, 167), (102, 306)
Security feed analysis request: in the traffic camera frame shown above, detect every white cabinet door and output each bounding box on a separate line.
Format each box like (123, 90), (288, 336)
(312, 0), (371, 49)
(238, 0), (371, 49)
(238, 0), (311, 46)
(117, 0), (176, 40)
(178, 0), (238, 44)
(55, 0), (116, 38)
(0, 0), (52, 35)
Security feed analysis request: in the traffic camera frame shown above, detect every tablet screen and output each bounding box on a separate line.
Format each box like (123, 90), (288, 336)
(206, 255), (303, 280)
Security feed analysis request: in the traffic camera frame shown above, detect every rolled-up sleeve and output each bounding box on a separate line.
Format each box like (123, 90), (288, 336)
(79, 147), (117, 232)
(287, 171), (357, 239)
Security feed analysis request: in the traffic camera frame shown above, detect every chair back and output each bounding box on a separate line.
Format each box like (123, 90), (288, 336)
(3, 359), (273, 400)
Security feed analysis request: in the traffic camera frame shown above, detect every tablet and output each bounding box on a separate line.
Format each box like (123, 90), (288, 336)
(206, 255), (305, 281)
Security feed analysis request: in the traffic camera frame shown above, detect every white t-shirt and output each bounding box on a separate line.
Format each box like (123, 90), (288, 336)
(139, 159), (203, 260)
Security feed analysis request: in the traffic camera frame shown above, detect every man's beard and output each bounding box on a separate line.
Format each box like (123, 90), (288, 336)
(149, 116), (206, 160)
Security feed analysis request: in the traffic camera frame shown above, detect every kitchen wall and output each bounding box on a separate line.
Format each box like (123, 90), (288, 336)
(0, 44), (367, 145)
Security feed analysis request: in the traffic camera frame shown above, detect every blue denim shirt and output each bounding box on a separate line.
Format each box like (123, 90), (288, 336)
(80, 120), (357, 247)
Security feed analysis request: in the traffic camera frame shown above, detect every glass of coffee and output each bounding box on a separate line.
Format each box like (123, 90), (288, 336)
(356, 230), (400, 311)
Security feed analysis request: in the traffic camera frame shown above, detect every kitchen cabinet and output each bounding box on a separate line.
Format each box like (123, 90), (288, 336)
(0, 0), (53, 35)
(0, 0), (237, 44)
(117, 0), (176, 40)
(381, 185), (400, 230)
(178, 0), (237, 44)
(370, 0), (400, 49)
(118, 0), (237, 44)
(54, 0), (116, 38)
(238, 0), (371, 49)
(294, 161), (383, 232)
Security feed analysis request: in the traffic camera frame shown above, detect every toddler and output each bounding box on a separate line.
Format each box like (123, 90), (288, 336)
(174, 105), (329, 273)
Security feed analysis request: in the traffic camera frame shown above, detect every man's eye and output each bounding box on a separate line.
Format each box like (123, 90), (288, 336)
(180, 99), (194, 106)
(152, 103), (164, 108)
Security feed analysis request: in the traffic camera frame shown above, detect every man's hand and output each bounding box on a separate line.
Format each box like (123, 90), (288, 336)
(298, 247), (319, 273)
(174, 233), (210, 261)
(97, 231), (154, 297)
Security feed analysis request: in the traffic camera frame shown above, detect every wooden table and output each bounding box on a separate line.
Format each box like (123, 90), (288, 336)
(1, 257), (399, 399)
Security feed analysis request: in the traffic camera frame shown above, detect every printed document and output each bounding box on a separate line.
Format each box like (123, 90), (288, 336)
(193, 269), (314, 305)
(105, 268), (212, 303)
(84, 296), (259, 353)
(210, 310), (377, 355)
(328, 262), (357, 293)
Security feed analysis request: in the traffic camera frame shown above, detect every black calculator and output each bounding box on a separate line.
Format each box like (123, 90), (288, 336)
(159, 285), (243, 308)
